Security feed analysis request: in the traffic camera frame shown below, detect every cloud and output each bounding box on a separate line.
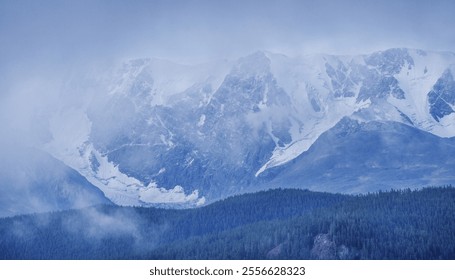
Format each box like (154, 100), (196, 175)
(2, 0), (454, 70)
(63, 207), (140, 239)
(7, 206), (164, 256)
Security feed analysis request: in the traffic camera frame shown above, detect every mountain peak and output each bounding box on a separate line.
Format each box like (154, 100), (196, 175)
(365, 48), (414, 75)
(233, 51), (271, 76)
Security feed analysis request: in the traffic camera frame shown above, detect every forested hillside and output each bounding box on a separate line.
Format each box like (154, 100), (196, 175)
(1, 187), (454, 259)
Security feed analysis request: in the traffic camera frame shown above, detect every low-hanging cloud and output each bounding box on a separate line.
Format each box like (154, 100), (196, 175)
(5, 206), (167, 258)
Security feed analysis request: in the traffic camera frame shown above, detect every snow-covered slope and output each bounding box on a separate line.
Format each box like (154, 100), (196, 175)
(43, 48), (455, 205)
(44, 97), (206, 207)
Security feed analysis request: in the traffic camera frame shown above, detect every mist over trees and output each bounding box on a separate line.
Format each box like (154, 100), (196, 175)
(1, 187), (454, 260)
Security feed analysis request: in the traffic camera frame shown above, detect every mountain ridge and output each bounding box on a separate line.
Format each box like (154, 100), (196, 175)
(42, 47), (455, 207)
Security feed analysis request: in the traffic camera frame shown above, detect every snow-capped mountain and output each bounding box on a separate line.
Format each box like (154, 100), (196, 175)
(44, 48), (455, 206)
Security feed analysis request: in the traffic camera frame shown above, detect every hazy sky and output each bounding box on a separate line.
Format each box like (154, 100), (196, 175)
(1, 0), (454, 65)
(1, 0), (454, 96)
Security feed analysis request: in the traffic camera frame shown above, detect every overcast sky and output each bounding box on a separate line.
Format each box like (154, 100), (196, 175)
(1, 0), (454, 65)
(1, 0), (454, 96)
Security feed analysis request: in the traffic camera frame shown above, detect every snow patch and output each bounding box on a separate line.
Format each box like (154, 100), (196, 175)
(197, 114), (206, 127)
(139, 182), (204, 205)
